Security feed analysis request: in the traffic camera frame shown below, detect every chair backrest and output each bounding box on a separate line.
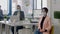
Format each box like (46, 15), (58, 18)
(50, 26), (54, 34)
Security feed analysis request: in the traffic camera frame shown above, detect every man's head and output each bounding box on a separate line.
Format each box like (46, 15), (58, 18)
(42, 7), (48, 16)
(17, 5), (21, 11)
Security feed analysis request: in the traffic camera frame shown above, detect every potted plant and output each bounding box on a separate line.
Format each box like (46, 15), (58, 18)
(4, 15), (8, 22)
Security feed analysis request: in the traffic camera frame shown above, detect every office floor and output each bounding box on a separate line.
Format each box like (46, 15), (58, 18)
(1, 24), (60, 34)
(54, 25), (60, 34)
(1, 28), (34, 34)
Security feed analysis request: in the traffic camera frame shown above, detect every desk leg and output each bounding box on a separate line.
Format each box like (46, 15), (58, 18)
(14, 26), (17, 34)
(0, 23), (2, 34)
(5, 25), (7, 34)
(5, 25), (10, 34)
(31, 25), (33, 34)
(7, 25), (10, 34)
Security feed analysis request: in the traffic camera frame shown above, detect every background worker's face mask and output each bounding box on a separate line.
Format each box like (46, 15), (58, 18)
(17, 7), (21, 11)
(17, 9), (20, 11)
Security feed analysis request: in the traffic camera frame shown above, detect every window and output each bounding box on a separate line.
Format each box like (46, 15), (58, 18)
(0, 0), (8, 14)
(37, 0), (41, 9)
(32, 0), (47, 18)
(12, 0), (17, 15)
(33, 0), (47, 9)
(12, 0), (22, 15)
(42, 0), (47, 7)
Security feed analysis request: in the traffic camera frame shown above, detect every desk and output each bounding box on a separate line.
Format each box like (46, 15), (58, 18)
(0, 21), (38, 34)
(0, 21), (10, 34)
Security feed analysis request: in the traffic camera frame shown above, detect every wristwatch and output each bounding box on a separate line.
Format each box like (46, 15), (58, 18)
(45, 30), (47, 32)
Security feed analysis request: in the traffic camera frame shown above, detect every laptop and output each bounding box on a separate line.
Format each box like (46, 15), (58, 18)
(10, 15), (20, 23)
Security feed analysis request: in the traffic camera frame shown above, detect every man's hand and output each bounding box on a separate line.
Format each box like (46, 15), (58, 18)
(40, 29), (45, 32)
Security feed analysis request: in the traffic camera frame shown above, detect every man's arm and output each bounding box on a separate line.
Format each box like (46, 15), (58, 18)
(13, 11), (18, 15)
(45, 17), (52, 32)
(1, 10), (3, 16)
(20, 11), (25, 20)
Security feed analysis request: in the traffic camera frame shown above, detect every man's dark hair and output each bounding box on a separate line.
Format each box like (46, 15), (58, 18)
(42, 7), (48, 13)
(17, 5), (20, 7)
(17, 5), (21, 9)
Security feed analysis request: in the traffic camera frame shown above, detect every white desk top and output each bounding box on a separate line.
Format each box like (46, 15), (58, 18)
(0, 21), (38, 26)
(0, 21), (11, 25)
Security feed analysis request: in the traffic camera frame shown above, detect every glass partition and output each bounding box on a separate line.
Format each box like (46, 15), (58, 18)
(11, 0), (47, 18)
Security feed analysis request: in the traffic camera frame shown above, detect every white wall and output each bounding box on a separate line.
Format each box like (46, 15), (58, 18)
(47, 0), (60, 25)
(47, 0), (60, 34)
(49, 0), (60, 25)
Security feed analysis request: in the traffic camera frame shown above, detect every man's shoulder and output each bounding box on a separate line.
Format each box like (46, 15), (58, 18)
(15, 11), (18, 12)
(15, 10), (24, 11)
(46, 16), (51, 20)
(20, 11), (24, 13)
(14, 11), (24, 13)
(0, 9), (2, 11)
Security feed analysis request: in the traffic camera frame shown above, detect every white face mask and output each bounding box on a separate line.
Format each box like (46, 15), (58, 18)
(17, 9), (21, 11)
(42, 12), (46, 15)
(41, 9), (47, 16)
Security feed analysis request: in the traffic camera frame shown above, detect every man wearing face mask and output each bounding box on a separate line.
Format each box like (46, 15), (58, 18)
(13, 5), (25, 20)
(34, 7), (52, 34)
(11, 5), (25, 34)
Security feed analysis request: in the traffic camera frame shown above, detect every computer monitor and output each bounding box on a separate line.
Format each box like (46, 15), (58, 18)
(10, 15), (20, 23)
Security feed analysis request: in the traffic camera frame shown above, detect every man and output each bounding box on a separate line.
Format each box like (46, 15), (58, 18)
(13, 5), (25, 20)
(34, 7), (52, 34)
(0, 5), (4, 21)
(11, 5), (25, 34)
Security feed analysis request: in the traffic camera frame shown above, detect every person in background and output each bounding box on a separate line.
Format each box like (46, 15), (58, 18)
(34, 7), (52, 34)
(13, 5), (25, 20)
(11, 5), (25, 34)
(0, 5), (4, 21)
